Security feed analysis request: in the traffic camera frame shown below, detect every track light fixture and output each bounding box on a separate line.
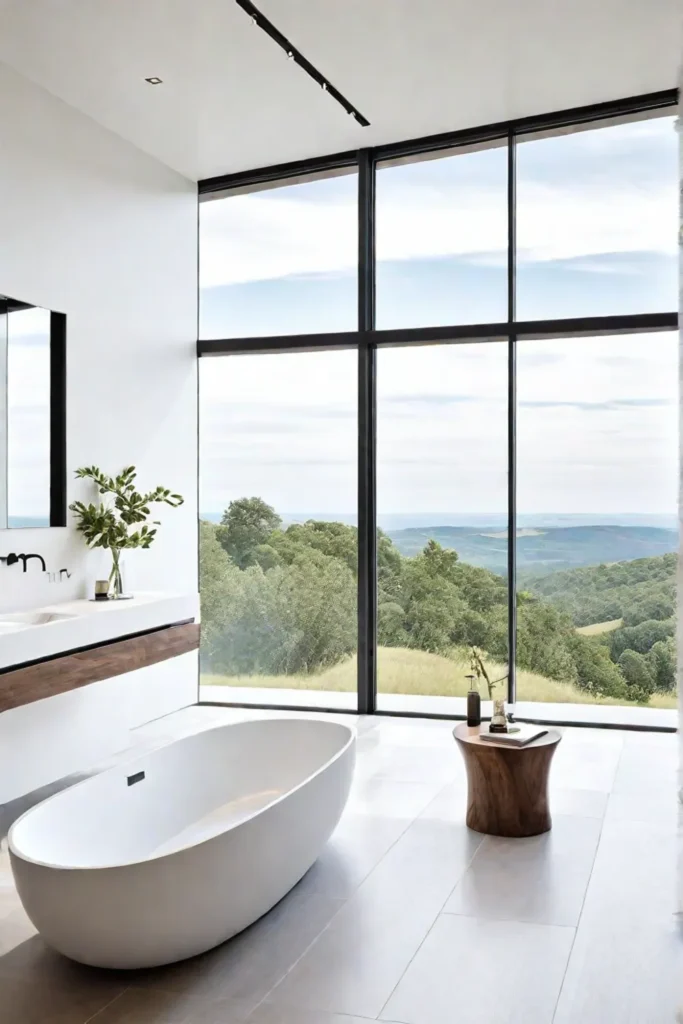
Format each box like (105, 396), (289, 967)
(234, 0), (370, 127)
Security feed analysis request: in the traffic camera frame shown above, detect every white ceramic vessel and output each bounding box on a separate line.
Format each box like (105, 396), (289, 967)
(9, 717), (356, 969)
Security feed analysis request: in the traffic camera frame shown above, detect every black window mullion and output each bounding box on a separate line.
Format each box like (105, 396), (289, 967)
(507, 130), (517, 710)
(357, 149), (377, 716)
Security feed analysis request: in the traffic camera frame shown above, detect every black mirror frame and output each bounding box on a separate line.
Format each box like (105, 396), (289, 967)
(49, 311), (67, 527)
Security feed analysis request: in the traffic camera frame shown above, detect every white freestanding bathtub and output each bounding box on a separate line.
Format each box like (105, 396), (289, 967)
(9, 717), (356, 970)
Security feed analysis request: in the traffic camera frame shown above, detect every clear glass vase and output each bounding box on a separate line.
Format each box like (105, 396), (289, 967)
(109, 548), (125, 599)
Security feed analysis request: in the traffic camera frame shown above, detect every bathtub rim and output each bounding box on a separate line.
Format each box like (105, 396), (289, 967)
(8, 716), (356, 873)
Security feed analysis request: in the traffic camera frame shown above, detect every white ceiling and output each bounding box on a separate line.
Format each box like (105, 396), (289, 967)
(0, 0), (679, 181)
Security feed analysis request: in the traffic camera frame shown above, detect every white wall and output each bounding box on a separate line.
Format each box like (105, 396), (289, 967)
(0, 61), (198, 799)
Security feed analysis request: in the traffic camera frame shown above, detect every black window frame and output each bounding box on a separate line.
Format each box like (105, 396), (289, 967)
(197, 88), (679, 731)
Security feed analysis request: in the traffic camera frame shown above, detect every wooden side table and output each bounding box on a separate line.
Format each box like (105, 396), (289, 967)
(453, 724), (561, 838)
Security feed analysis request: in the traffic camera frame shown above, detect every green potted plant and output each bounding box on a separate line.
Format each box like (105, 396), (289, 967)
(69, 465), (184, 599)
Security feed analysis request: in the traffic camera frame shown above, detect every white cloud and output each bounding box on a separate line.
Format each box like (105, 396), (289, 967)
(200, 333), (678, 518)
(199, 116), (677, 289)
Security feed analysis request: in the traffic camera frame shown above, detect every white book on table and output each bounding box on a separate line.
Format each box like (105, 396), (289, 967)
(479, 724), (548, 746)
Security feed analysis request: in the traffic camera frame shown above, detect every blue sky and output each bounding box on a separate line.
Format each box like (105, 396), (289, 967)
(198, 113), (679, 523)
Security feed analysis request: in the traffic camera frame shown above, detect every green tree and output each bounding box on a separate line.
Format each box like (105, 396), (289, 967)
(279, 549), (356, 671)
(610, 618), (675, 660)
(647, 638), (676, 691)
(421, 538), (459, 579)
(623, 595), (674, 626)
(251, 543), (281, 571)
(378, 530), (404, 603)
(568, 634), (627, 699)
(204, 544), (356, 677)
(272, 520), (357, 572)
(516, 602), (577, 683)
(198, 520), (246, 667)
(216, 497), (282, 568)
(378, 601), (410, 647)
(618, 649), (655, 698)
(199, 496), (677, 708)
(400, 542), (468, 653)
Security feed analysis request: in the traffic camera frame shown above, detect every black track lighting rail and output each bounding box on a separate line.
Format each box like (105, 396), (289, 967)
(234, 0), (370, 127)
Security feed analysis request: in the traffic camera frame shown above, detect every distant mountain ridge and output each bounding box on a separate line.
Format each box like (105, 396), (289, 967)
(386, 524), (678, 575)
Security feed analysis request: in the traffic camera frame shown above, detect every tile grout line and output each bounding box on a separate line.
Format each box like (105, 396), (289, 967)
(243, 766), (454, 1020)
(550, 743), (618, 1023)
(244, 806), (420, 1019)
(374, 830), (489, 1022)
(82, 985), (132, 1024)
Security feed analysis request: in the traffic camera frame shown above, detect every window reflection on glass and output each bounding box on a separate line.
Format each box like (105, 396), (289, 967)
(199, 170), (358, 339)
(516, 113), (678, 319)
(198, 350), (357, 707)
(4, 306), (51, 528)
(516, 332), (678, 713)
(376, 342), (509, 713)
(376, 142), (508, 328)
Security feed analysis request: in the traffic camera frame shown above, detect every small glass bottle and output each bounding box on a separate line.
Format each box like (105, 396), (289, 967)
(489, 698), (508, 733)
(466, 674), (481, 727)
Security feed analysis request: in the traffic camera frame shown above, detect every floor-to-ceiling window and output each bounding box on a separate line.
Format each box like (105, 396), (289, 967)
(199, 167), (359, 709)
(376, 341), (509, 714)
(516, 331), (678, 714)
(199, 349), (358, 709)
(198, 93), (678, 725)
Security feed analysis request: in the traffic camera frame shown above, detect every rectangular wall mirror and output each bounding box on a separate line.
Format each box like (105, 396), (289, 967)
(0, 296), (66, 529)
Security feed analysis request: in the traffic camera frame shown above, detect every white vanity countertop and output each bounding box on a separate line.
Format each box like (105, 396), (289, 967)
(0, 592), (200, 672)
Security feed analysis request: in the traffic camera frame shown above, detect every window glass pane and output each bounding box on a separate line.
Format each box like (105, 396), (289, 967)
(376, 342), (509, 714)
(516, 332), (678, 718)
(199, 170), (358, 338)
(199, 350), (357, 708)
(516, 113), (678, 319)
(376, 143), (508, 328)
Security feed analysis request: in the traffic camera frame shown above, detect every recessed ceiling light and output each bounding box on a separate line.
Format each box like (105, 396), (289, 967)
(145, 76), (163, 85)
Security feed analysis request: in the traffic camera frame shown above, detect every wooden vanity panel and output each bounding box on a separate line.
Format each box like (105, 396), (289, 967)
(0, 621), (200, 712)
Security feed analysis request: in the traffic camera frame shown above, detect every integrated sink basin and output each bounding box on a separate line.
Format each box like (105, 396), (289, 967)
(0, 593), (200, 675)
(0, 611), (77, 627)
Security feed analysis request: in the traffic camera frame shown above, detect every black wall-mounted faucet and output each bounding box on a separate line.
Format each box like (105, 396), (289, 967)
(0, 553), (47, 572)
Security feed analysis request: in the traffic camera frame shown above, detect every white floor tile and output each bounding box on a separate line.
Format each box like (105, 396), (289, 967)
(296, 813), (410, 898)
(444, 815), (601, 927)
(381, 915), (574, 1024)
(345, 777), (443, 819)
(122, 889), (345, 1018)
(355, 744), (458, 785)
(357, 719), (457, 750)
(554, 818), (682, 1024)
(550, 734), (622, 792)
(248, 1007), (379, 1024)
(549, 787), (608, 819)
(419, 782), (468, 823)
(605, 787), (679, 826)
(267, 819), (482, 1018)
(611, 735), (679, 796)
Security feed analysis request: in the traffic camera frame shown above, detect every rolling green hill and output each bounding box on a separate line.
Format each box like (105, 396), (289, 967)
(523, 553), (676, 627)
(387, 524), (677, 575)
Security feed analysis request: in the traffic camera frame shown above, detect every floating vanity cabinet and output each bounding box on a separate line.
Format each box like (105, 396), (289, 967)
(0, 593), (199, 712)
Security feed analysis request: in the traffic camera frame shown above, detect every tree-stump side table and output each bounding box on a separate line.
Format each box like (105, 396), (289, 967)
(453, 724), (562, 838)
